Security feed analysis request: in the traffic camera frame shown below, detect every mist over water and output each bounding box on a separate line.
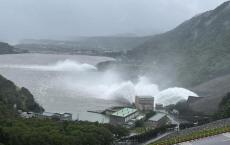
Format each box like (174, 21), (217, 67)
(60, 68), (198, 105)
(0, 54), (198, 121)
(0, 59), (97, 72)
(0, 56), (198, 105)
(61, 74), (160, 103)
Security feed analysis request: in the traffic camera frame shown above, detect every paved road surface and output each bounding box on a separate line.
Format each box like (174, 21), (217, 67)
(179, 133), (230, 145)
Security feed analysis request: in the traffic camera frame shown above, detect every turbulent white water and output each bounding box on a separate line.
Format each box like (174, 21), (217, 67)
(0, 54), (198, 121)
(0, 59), (97, 72)
(0, 58), (198, 105)
(155, 88), (198, 105)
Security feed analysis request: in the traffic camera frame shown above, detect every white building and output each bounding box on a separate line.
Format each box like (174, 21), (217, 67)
(135, 96), (154, 111)
(62, 113), (72, 121)
(20, 111), (72, 121)
(20, 112), (34, 118)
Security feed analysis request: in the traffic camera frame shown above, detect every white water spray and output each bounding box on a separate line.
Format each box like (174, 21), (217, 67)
(0, 59), (97, 72)
(0, 59), (198, 105)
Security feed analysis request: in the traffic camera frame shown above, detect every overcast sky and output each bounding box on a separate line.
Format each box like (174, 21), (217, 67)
(0, 0), (228, 43)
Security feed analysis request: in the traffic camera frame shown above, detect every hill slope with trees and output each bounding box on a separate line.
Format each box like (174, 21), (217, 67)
(0, 74), (129, 145)
(0, 74), (44, 118)
(0, 42), (27, 54)
(127, 1), (230, 88)
(124, 1), (230, 114)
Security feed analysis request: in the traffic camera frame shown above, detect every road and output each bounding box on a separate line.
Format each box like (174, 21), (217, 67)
(179, 133), (230, 145)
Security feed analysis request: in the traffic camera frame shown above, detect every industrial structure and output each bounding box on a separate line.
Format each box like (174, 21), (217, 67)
(187, 96), (204, 105)
(146, 112), (170, 128)
(110, 108), (139, 125)
(155, 103), (164, 110)
(135, 96), (154, 111)
(19, 111), (72, 121)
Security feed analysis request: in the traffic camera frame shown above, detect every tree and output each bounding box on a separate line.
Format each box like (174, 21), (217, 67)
(214, 92), (230, 119)
(135, 120), (144, 127)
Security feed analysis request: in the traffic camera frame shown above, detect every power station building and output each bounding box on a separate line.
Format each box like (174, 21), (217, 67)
(135, 96), (154, 111)
(155, 103), (164, 110)
(146, 112), (170, 128)
(110, 108), (138, 125)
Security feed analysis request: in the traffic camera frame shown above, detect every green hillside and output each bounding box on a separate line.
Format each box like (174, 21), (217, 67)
(127, 1), (230, 87)
(0, 75), (129, 145)
(0, 119), (114, 145)
(0, 42), (16, 54)
(0, 74), (44, 118)
(0, 42), (27, 54)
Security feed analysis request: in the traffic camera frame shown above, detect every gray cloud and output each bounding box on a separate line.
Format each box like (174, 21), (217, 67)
(0, 0), (228, 43)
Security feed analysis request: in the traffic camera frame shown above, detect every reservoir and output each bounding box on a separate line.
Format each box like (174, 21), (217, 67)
(0, 53), (120, 122)
(0, 53), (198, 122)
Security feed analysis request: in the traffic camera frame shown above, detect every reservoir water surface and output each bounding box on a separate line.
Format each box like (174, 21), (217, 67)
(0, 53), (120, 122)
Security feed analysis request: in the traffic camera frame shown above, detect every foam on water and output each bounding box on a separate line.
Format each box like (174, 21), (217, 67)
(0, 58), (198, 105)
(0, 59), (97, 72)
(57, 68), (198, 105)
(155, 87), (198, 105)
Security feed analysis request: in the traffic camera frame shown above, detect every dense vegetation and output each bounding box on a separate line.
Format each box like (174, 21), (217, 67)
(0, 119), (115, 145)
(214, 92), (230, 119)
(0, 116), (129, 145)
(0, 42), (26, 54)
(0, 42), (15, 54)
(0, 75), (44, 118)
(0, 118), (129, 145)
(0, 74), (129, 145)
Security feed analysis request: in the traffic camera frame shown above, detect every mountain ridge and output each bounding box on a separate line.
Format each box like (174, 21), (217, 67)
(0, 42), (27, 54)
(125, 1), (230, 114)
(0, 74), (44, 118)
(127, 0), (230, 88)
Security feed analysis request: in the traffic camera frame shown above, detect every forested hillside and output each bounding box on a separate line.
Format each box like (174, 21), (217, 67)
(0, 42), (27, 54)
(0, 119), (116, 145)
(127, 1), (230, 88)
(0, 74), (44, 118)
(0, 75), (128, 145)
(0, 42), (16, 54)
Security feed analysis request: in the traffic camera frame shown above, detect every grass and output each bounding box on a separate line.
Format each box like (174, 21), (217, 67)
(131, 127), (147, 134)
(150, 125), (230, 145)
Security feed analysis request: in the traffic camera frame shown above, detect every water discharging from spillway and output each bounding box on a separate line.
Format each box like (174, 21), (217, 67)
(0, 54), (199, 121)
(0, 58), (198, 106)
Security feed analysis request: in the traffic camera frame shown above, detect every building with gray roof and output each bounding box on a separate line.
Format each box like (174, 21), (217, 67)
(146, 112), (170, 128)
